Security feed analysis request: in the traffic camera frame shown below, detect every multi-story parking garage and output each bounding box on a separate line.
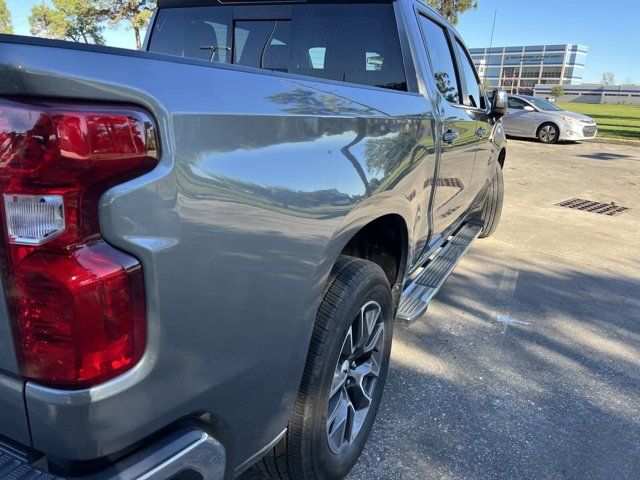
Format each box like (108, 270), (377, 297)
(469, 44), (588, 94)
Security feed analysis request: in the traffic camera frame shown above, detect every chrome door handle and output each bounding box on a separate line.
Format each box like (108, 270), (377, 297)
(476, 127), (487, 138)
(443, 130), (459, 144)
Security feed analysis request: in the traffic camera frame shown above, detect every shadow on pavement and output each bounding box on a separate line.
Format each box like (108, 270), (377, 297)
(348, 253), (640, 480)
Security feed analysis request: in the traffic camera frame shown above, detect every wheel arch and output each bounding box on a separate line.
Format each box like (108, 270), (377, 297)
(339, 214), (409, 291)
(318, 207), (413, 314)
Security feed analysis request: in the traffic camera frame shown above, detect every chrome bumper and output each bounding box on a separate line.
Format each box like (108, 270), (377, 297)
(0, 430), (226, 480)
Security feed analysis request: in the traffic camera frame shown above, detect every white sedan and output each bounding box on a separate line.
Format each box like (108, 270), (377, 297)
(502, 94), (597, 143)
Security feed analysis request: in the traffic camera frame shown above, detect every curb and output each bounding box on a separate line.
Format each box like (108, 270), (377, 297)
(590, 137), (640, 147)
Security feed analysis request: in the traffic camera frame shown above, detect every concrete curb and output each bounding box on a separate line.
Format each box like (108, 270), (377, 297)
(590, 137), (640, 147)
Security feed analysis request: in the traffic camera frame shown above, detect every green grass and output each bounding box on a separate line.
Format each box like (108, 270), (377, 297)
(556, 102), (640, 141)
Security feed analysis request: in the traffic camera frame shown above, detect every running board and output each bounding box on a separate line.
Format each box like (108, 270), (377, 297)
(397, 221), (483, 323)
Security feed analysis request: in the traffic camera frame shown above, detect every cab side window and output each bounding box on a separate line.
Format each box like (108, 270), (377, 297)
(417, 15), (460, 104)
(508, 97), (527, 110)
(454, 40), (482, 108)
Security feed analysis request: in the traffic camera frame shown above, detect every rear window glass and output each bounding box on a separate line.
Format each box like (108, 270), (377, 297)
(149, 7), (232, 63)
(148, 4), (407, 91)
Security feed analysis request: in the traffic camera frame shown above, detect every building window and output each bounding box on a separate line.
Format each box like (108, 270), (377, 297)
(541, 67), (562, 78)
(521, 67), (540, 78)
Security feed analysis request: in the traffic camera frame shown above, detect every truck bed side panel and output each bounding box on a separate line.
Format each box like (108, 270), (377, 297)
(0, 38), (435, 472)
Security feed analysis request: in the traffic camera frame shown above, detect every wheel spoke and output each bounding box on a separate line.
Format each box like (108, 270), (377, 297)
(343, 326), (354, 357)
(349, 361), (375, 406)
(330, 369), (348, 398)
(364, 323), (384, 353)
(353, 302), (381, 353)
(328, 387), (348, 427)
(327, 388), (351, 453)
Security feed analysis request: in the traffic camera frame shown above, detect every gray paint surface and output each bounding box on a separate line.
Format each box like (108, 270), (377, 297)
(0, 373), (30, 446)
(0, 0), (505, 474)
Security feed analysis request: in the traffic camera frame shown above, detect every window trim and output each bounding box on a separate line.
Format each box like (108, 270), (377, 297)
(451, 35), (486, 111)
(392, 1), (420, 94)
(413, 8), (464, 107)
(146, 3), (418, 97)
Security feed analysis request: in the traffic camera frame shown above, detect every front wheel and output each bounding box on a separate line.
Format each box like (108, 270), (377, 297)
(255, 256), (393, 479)
(479, 162), (504, 238)
(537, 123), (559, 144)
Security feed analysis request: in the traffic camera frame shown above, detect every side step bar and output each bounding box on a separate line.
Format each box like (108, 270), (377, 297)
(397, 221), (483, 323)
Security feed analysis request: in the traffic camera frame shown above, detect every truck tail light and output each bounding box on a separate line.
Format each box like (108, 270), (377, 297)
(0, 98), (158, 389)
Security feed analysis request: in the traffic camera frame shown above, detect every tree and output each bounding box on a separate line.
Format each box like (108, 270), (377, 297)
(425, 0), (478, 25)
(29, 0), (105, 44)
(550, 85), (564, 99)
(601, 72), (616, 86)
(0, 0), (12, 34)
(98, 0), (156, 50)
(29, 2), (66, 40)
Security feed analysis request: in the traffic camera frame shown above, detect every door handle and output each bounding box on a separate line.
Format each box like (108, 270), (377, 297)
(476, 127), (487, 138)
(443, 130), (459, 144)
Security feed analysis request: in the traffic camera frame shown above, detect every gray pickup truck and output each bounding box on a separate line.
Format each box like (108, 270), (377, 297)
(0, 1), (507, 479)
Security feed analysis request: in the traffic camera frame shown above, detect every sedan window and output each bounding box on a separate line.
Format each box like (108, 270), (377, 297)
(528, 97), (563, 112)
(508, 97), (528, 110)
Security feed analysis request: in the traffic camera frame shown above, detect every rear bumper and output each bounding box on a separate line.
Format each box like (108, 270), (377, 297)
(0, 429), (226, 480)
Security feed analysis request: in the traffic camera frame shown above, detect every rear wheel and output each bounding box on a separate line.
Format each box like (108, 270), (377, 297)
(254, 256), (393, 480)
(537, 123), (559, 144)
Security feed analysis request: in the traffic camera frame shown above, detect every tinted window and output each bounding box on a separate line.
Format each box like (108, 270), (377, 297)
(234, 21), (291, 72)
(149, 4), (407, 92)
(417, 15), (460, 103)
(454, 40), (482, 108)
(149, 7), (232, 63)
(508, 97), (528, 109)
(288, 5), (406, 90)
(528, 97), (563, 111)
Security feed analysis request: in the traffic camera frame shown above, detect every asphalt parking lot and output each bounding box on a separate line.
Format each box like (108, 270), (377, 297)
(246, 139), (640, 480)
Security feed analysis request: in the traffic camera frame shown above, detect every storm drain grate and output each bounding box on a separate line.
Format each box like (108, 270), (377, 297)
(555, 198), (630, 216)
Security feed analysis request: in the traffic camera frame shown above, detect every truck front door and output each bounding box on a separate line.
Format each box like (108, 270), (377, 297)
(415, 11), (478, 238)
(451, 35), (496, 200)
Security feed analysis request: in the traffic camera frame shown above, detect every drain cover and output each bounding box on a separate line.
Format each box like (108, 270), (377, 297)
(556, 198), (629, 216)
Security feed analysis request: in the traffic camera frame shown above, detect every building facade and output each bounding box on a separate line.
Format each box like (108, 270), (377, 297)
(534, 84), (640, 106)
(469, 44), (588, 95)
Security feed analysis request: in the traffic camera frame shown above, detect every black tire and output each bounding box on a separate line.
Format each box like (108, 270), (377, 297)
(479, 162), (504, 238)
(537, 122), (559, 144)
(254, 256), (394, 480)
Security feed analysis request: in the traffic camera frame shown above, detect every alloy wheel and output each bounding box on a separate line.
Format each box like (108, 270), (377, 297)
(326, 301), (386, 454)
(540, 125), (557, 143)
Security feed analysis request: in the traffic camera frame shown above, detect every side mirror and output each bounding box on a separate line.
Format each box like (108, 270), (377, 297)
(491, 90), (508, 118)
(523, 105), (535, 112)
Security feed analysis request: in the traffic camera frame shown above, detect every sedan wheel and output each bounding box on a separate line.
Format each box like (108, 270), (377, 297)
(538, 123), (558, 144)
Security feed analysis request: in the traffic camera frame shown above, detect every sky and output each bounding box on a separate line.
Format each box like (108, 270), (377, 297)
(455, 0), (640, 84)
(6, 0), (640, 85)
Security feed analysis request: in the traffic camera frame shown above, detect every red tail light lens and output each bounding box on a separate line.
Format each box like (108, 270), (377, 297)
(0, 98), (158, 389)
